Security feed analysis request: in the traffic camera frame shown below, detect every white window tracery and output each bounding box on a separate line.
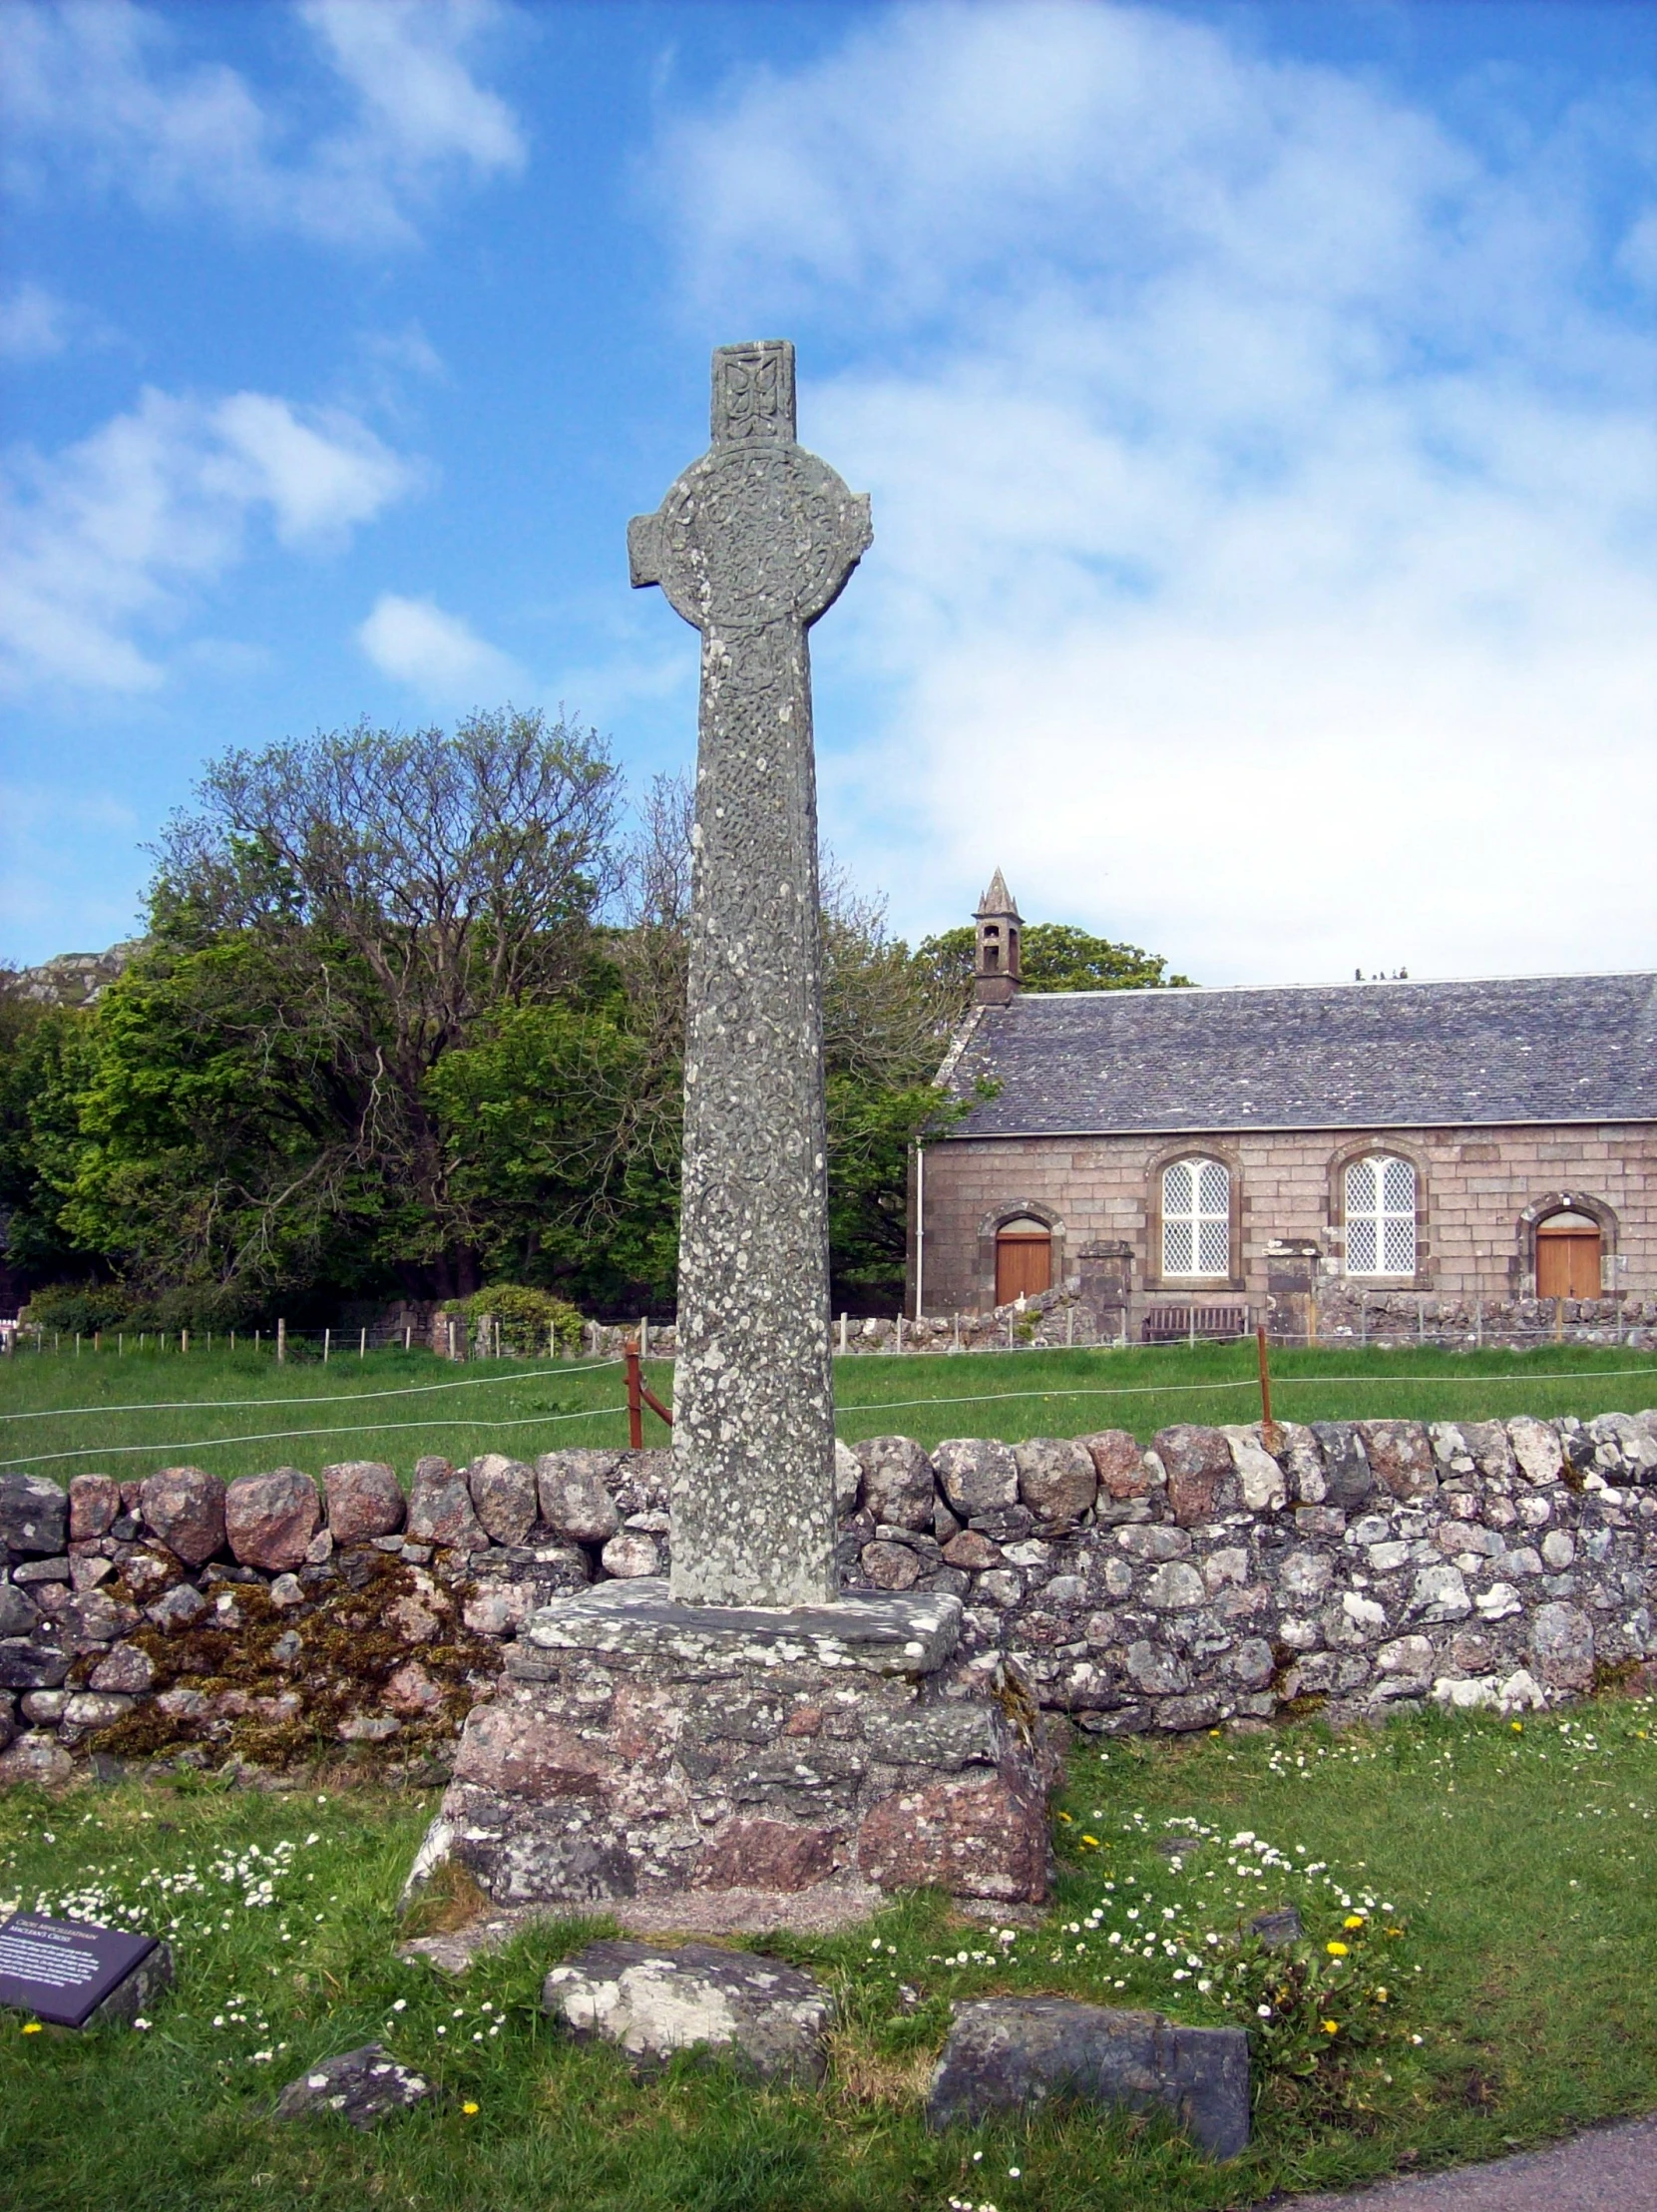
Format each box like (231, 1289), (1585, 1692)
(1345, 1154), (1417, 1274)
(1162, 1158), (1230, 1276)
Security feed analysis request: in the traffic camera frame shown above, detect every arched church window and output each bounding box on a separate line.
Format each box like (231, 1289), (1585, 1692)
(1346, 1154), (1417, 1274)
(1162, 1159), (1230, 1276)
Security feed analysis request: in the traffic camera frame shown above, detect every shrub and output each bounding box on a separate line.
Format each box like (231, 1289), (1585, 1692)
(19, 1282), (132, 1335)
(441, 1284), (585, 1356)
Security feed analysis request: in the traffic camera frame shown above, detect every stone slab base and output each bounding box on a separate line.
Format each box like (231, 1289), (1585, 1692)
(409, 1580), (1053, 1916)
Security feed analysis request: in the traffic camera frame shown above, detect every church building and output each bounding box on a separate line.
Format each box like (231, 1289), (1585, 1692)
(911, 874), (1657, 1342)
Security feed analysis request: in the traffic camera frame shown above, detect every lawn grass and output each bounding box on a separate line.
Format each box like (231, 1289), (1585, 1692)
(2, 1339), (1656, 1487)
(1, 1697), (1654, 2210)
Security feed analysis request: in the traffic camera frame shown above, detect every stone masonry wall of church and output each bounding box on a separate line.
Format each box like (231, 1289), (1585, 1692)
(919, 1121), (1657, 1314)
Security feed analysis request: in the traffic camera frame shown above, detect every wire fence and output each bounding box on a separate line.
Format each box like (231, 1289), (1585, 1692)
(3, 1341), (1655, 1474)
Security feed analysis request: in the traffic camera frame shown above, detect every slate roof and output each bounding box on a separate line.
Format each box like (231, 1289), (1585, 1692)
(941, 974), (1657, 1139)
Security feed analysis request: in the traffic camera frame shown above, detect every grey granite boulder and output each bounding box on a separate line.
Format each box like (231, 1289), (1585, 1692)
(543, 1940), (830, 2081)
(275, 2043), (432, 2129)
(537, 1451), (621, 1545)
(1309, 1423), (1374, 1510)
(0, 1475), (69, 1555)
(467, 1455), (539, 1548)
(0, 1584), (40, 1639)
(933, 1438), (1020, 1519)
(856, 1438), (937, 1531)
(406, 1457), (488, 1551)
(927, 1995), (1249, 2158)
(1015, 1438), (1097, 1524)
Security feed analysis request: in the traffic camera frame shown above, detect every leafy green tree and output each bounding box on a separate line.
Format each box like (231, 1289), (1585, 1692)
(140, 708), (621, 1299)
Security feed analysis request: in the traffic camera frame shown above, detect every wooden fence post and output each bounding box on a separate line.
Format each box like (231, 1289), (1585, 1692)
(276, 1318), (286, 1365)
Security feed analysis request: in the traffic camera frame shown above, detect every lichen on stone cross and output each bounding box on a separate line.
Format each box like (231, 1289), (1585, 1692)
(629, 340), (872, 1606)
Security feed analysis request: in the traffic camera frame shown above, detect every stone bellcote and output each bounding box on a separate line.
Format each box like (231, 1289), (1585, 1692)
(974, 869), (1024, 1007)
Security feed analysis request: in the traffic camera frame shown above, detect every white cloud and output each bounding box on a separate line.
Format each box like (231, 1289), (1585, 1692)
(357, 592), (520, 698)
(0, 0), (526, 247)
(0, 279), (69, 361)
(0, 387), (416, 691)
(653, 2), (1657, 983)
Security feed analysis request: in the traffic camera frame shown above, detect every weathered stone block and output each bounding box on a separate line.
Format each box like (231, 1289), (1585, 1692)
(225, 1468), (320, 1570)
(927, 1995), (1249, 2158)
(453, 1700), (616, 1798)
(696, 1819), (836, 1892)
(856, 1767), (1047, 1902)
(544, 1941), (831, 2080)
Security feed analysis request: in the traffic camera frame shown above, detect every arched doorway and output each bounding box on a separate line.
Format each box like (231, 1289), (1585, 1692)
(1536, 1210), (1601, 1299)
(996, 1217), (1051, 1304)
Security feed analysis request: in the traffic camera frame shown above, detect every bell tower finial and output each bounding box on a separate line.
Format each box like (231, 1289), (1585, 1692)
(973, 869), (1023, 1007)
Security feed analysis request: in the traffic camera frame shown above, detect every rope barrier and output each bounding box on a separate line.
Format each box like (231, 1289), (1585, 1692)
(0, 1357), (623, 1424)
(0, 1398), (632, 1471)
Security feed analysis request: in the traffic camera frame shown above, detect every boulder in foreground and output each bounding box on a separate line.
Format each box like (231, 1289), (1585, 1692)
(275, 2043), (432, 2129)
(543, 1939), (831, 2081)
(927, 1994), (1249, 2159)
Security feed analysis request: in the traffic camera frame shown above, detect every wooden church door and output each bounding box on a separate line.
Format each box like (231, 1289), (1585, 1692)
(996, 1221), (1051, 1305)
(1536, 1214), (1601, 1299)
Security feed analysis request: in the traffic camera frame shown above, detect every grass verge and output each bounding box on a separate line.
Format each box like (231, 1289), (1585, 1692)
(3, 1340), (1656, 1483)
(1, 1695), (1654, 2211)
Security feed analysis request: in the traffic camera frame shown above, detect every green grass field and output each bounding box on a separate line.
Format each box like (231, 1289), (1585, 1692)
(2, 1699), (1654, 2211)
(2, 1338), (1656, 1487)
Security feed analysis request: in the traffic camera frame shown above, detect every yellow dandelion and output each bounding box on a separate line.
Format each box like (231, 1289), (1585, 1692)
(1080, 1835), (1100, 1849)
(462, 2100), (480, 2116)
(22, 2022), (43, 2034)
(1326, 1941), (1349, 1957)
(1056, 1811), (1073, 1824)
(1321, 2019), (1340, 2034)
(1343, 1915), (1366, 1929)
(1511, 1721), (1523, 1734)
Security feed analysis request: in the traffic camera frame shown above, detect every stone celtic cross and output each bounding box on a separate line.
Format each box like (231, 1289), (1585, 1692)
(630, 341), (872, 1606)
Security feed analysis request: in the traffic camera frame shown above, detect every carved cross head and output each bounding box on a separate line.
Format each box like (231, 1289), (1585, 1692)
(629, 342), (871, 638)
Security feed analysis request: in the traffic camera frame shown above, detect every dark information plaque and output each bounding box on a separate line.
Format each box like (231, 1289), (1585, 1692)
(0, 1912), (160, 2028)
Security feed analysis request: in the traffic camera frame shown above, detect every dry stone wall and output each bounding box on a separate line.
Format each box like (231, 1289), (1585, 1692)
(2, 1413), (1654, 1785)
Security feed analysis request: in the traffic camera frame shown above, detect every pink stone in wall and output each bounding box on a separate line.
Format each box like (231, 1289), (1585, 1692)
(1076, 1431), (1149, 1500)
(857, 1766), (1048, 1903)
(140, 1466), (225, 1566)
(322, 1461), (405, 1545)
(696, 1818), (836, 1893)
(224, 1468), (320, 1570)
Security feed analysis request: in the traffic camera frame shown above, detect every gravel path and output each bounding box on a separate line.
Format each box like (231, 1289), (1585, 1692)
(1276, 2114), (1657, 2211)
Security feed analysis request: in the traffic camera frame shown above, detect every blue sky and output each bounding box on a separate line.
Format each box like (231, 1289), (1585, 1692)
(2, 0), (1653, 983)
